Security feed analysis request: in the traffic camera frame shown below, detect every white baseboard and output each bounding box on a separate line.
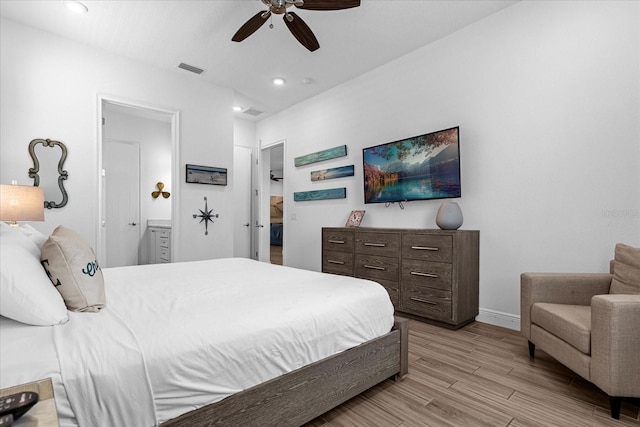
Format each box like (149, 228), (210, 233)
(476, 308), (520, 331)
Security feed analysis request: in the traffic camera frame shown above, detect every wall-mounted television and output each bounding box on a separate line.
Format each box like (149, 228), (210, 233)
(363, 126), (461, 204)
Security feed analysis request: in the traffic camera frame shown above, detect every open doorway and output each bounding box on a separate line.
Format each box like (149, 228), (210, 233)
(97, 95), (180, 267)
(269, 145), (284, 265)
(258, 141), (285, 265)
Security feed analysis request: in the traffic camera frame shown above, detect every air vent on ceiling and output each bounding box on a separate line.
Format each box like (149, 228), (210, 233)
(243, 108), (264, 116)
(178, 62), (205, 74)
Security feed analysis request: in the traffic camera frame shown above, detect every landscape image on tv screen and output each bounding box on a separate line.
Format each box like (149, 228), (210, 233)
(363, 126), (460, 204)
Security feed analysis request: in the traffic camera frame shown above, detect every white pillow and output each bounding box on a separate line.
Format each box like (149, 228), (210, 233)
(17, 224), (48, 249)
(0, 223), (41, 258)
(0, 242), (69, 326)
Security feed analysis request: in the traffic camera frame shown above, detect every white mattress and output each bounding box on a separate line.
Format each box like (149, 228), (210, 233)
(0, 258), (394, 426)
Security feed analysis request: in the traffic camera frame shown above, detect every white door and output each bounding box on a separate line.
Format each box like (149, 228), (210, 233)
(104, 140), (140, 267)
(233, 146), (252, 258)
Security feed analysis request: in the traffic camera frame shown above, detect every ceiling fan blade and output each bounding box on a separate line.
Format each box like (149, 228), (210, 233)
(283, 12), (320, 52)
(232, 11), (270, 42)
(296, 0), (360, 11)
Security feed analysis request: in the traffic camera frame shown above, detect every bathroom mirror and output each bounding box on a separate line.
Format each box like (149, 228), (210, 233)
(28, 138), (69, 209)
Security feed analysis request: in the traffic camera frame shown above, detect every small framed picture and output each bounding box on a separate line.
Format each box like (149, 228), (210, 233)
(345, 210), (365, 227)
(186, 164), (227, 186)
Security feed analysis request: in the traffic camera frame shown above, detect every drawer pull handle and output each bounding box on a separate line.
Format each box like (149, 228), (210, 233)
(411, 246), (439, 251)
(327, 260), (345, 265)
(364, 265), (386, 271)
(410, 297), (438, 305)
(410, 271), (438, 278)
(328, 240), (345, 244)
(364, 242), (387, 247)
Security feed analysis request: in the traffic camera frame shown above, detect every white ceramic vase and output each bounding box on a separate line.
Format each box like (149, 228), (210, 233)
(436, 202), (463, 230)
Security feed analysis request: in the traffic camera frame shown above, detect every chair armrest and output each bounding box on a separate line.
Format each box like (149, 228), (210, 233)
(591, 294), (640, 397)
(520, 272), (612, 339)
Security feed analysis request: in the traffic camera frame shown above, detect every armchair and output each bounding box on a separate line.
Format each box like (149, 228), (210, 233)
(521, 243), (640, 419)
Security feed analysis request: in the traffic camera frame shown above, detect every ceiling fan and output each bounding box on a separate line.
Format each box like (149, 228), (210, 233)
(232, 0), (361, 52)
(270, 171), (283, 181)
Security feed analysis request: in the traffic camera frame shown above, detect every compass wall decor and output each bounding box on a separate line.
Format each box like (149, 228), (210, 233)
(192, 196), (219, 235)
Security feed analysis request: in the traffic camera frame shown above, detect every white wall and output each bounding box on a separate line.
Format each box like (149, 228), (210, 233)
(103, 109), (172, 264)
(233, 118), (256, 149)
(0, 18), (235, 262)
(256, 0), (640, 324)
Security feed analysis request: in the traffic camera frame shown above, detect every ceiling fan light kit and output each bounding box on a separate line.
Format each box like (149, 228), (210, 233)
(232, 0), (361, 52)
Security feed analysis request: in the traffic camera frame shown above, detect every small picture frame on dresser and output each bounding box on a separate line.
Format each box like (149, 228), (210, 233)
(345, 210), (365, 227)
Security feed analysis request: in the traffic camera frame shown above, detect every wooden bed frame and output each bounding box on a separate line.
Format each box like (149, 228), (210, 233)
(162, 316), (409, 427)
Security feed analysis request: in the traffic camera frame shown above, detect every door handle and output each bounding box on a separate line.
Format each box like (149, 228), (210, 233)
(243, 223), (250, 227)
(256, 224), (264, 228)
(128, 222), (137, 226)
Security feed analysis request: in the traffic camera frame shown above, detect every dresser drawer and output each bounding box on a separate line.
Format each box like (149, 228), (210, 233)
(402, 233), (453, 263)
(355, 254), (399, 283)
(159, 248), (170, 262)
(402, 259), (452, 291)
(323, 229), (354, 253)
(159, 237), (170, 248)
(401, 289), (452, 321)
(322, 250), (354, 276)
(355, 232), (400, 257)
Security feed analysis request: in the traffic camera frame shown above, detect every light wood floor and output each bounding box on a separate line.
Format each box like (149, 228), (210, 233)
(306, 319), (640, 426)
(270, 245), (283, 265)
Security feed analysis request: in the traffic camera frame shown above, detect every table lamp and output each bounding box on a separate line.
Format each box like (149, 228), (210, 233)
(0, 184), (45, 226)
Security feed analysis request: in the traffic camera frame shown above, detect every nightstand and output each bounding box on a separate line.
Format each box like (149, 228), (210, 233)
(0, 378), (58, 427)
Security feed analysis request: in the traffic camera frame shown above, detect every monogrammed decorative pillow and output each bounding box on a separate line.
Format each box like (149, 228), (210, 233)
(41, 225), (106, 312)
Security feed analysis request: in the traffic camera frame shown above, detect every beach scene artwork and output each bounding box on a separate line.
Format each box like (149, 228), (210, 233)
(186, 164), (228, 185)
(310, 165), (354, 181)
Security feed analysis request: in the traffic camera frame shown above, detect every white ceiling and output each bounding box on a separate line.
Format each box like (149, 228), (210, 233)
(0, 0), (518, 120)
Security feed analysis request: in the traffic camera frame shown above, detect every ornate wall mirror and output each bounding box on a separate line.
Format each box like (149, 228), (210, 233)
(28, 138), (69, 209)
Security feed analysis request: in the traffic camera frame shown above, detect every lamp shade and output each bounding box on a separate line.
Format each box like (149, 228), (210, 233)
(0, 185), (45, 223)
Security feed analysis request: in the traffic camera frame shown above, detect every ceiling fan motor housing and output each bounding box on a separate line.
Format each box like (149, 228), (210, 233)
(261, 0), (296, 15)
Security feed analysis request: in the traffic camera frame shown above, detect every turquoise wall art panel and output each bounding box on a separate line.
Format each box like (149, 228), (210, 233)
(293, 188), (346, 202)
(294, 145), (347, 167)
(310, 165), (355, 181)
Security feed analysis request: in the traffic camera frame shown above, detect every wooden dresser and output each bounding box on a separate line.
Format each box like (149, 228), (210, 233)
(322, 227), (479, 329)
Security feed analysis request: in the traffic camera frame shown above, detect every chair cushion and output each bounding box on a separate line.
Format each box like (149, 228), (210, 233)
(610, 243), (640, 295)
(531, 303), (591, 354)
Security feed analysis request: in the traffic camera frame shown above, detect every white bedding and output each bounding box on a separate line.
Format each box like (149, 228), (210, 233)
(0, 258), (394, 426)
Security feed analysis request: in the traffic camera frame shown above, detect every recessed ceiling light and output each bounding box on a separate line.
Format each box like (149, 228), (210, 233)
(272, 77), (286, 86)
(64, 0), (88, 14)
(233, 106), (242, 112)
(302, 78), (315, 85)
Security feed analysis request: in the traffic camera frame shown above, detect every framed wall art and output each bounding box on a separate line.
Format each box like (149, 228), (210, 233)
(345, 210), (365, 227)
(294, 145), (347, 167)
(310, 165), (354, 181)
(293, 188), (346, 202)
(186, 164), (227, 186)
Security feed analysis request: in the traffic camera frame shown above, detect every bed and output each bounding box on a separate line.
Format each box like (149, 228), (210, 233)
(0, 224), (408, 427)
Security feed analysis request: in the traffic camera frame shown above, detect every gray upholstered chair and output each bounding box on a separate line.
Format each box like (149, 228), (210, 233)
(521, 243), (640, 419)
